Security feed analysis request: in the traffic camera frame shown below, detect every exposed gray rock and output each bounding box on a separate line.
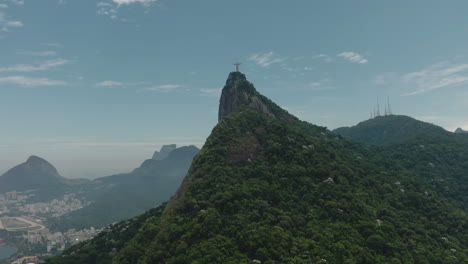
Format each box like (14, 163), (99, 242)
(152, 144), (177, 160)
(218, 72), (296, 122)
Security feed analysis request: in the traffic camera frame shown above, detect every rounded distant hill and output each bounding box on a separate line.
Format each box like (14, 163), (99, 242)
(333, 115), (449, 145)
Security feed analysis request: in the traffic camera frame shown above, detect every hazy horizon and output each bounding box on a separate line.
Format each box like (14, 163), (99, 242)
(0, 114), (462, 179)
(2, 0), (468, 178)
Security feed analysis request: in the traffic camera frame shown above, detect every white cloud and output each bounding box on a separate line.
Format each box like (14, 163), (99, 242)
(0, 76), (66, 86)
(42, 42), (62, 48)
(373, 74), (387, 85)
(18, 51), (57, 57)
(200, 88), (221, 97)
(97, 2), (118, 19)
(0, 4), (8, 8)
(313, 54), (333, 63)
(6, 0), (24, 5)
(306, 79), (334, 91)
(402, 61), (468, 96)
(112, 0), (155, 5)
(97, 0), (156, 20)
(248, 52), (286, 67)
(96, 80), (124, 87)
(6, 20), (21, 27)
(144, 84), (181, 91)
(337, 52), (368, 64)
(0, 58), (69, 72)
(0, 10), (23, 32)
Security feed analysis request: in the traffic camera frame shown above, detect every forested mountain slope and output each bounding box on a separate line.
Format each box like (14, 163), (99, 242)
(46, 72), (468, 264)
(333, 115), (449, 145)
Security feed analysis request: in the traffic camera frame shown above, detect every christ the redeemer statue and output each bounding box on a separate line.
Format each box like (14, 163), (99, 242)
(233, 62), (241, 72)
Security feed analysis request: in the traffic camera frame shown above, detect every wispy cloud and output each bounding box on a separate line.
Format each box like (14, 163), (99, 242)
(42, 42), (62, 48)
(6, 0), (24, 5)
(0, 4), (8, 8)
(97, 0), (156, 20)
(313, 54), (333, 63)
(95, 80), (146, 87)
(18, 51), (57, 57)
(248, 52), (286, 67)
(373, 74), (388, 85)
(337, 52), (368, 64)
(0, 10), (23, 32)
(200, 88), (221, 97)
(0, 76), (66, 86)
(0, 58), (69, 72)
(144, 84), (182, 92)
(306, 79), (334, 91)
(6, 20), (21, 27)
(401, 61), (468, 96)
(97, 2), (118, 19)
(96, 80), (124, 87)
(112, 0), (155, 5)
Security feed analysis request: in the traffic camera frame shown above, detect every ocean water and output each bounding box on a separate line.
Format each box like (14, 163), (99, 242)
(0, 245), (17, 259)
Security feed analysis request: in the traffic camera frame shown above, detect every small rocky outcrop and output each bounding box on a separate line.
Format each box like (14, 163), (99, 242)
(455, 127), (468, 134)
(152, 144), (177, 160)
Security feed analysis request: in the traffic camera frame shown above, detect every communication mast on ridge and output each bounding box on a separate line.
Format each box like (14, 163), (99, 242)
(370, 96), (393, 119)
(387, 96), (392, 115)
(377, 97), (381, 117)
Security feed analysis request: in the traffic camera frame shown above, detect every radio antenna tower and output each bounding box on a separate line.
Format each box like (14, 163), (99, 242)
(377, 97), (381, 117)
(387, 96), (392, 115)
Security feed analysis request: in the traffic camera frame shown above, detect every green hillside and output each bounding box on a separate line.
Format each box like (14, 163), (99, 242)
(333, 115), (449, 145)
(46, 72), (468, 264)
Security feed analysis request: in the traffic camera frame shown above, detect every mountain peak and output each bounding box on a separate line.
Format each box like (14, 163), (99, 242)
(24, 155), (58, 173)
(26, 155), (50, 164)
(0, 155), (63, 193)
(152, 144), (177, 160)
(218, 72), (297, 122)
(455, 127), (468, 134)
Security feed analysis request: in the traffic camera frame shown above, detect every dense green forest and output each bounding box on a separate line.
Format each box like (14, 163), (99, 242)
(333, 115), (449, 145)
(46, 73), (468, 264)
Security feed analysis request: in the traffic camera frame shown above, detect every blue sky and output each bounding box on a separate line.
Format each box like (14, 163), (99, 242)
(1, 0), (468, 178)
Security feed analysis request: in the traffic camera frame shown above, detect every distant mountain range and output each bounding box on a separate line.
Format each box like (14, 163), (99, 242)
(0, 156), (83, 202)
(49, 144), (199, 230)
(47, 72), (468, 264)
(0, 145), (199, 230)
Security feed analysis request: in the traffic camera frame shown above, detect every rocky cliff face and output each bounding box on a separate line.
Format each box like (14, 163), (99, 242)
(218, 72), (296, 122)
(152, 144), (177, 160)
